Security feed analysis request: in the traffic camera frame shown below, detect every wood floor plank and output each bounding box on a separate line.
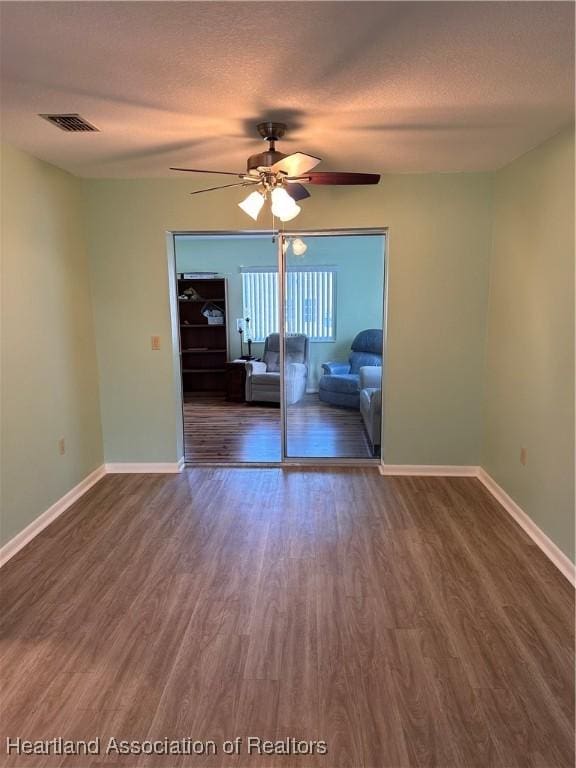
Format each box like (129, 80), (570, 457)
(421, 654), (497, 766)
(0, 469), (573, 767)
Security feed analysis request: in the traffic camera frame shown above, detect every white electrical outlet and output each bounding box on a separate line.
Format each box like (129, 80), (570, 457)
(236, 319), (245, 332)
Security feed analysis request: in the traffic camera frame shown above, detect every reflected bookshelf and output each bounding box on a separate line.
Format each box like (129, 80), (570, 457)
(177, 276), (228, 393)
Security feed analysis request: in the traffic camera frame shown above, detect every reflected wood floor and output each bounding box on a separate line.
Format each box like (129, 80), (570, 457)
(183, 394), (372, 462)
(0, 469), (574, 767)
(287, 396), (373, 459)
(184, 393), (281, 462)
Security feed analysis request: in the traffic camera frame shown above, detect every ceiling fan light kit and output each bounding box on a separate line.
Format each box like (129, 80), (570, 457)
(171, 121), (381, 224)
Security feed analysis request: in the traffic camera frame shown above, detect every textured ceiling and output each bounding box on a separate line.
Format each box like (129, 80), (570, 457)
(0, 1), (574, 177)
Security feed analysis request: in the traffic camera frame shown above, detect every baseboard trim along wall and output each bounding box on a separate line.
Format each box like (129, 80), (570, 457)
(476, 468), (575, 587)
(0, 464), (106, 567)
(105, 458), (185, 474)
(379, 464), (478, 476)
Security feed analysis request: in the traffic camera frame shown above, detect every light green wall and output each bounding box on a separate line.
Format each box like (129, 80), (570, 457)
(483, 127), (575, 560)
(84, 172), (492, 464)
(175, 234), (384, 390)
(0, 144), (103, 546)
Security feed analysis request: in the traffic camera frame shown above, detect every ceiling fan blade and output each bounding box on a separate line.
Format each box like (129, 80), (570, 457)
(171, 167), (242, 177)
(284, 182), (311, 201)
(189, 181), (258, 196)
(271, 152), (321, 177)
(288, 172), (381, 185)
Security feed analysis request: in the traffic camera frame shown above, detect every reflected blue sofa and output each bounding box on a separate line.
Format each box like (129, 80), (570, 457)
(319, 329), (383, 409)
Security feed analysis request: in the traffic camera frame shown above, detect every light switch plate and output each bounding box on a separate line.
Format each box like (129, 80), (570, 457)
(151, 335), (161, 351)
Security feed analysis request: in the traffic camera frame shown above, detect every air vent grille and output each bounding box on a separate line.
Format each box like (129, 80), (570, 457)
(39, 114), (99, 132)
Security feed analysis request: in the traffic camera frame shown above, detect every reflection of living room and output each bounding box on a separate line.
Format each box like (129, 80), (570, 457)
(175, 233), (385, 461)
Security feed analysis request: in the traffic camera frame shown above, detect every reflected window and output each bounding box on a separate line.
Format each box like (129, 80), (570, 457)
(241, 266), (336, 342)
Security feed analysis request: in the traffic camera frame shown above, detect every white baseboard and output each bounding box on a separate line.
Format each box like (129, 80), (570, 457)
(0, 465), (106, 568)
(379, 464), (478, 477)
(105, 458), (185, 474)
(477, 469), (575, 587)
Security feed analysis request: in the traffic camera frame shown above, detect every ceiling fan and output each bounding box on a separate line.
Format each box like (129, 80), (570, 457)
(170, 121), (381, 222)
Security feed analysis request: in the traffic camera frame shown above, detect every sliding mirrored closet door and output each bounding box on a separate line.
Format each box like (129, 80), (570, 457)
(281, 232), (386, 460)
(174, 233), (282, 463)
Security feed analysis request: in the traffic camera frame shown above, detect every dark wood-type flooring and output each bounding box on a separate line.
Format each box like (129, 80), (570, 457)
(183, 394), (372, 462)
(1, 469), (574, 767)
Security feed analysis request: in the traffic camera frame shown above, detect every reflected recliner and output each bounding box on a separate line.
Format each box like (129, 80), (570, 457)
(319, 329), (383, 409)
(245, 333), (309, 405)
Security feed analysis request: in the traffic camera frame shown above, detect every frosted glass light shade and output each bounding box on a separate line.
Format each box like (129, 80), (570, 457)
(238, 191), (264, 220)
(279, 204), (301, 222)
(271, 187), (299, 220)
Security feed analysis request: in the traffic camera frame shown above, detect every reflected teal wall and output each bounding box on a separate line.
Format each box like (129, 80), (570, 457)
(175, 234), (384, 390)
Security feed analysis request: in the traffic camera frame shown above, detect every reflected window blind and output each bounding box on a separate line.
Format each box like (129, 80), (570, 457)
(241, 268), (279, 343)
(241, 266), (336, 342)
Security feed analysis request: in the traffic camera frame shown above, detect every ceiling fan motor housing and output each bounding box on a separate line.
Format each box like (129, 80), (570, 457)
(256, 121), (287, 141)
(247, 149), (286, 173)
(247, 121), (289, 172)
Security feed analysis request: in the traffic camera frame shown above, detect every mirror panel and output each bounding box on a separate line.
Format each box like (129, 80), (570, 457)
(282, 233), (386, 460)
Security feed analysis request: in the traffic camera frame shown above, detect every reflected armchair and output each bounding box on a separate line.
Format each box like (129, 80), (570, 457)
(245, 333), (309, 405)
(319, 329), (383, 409)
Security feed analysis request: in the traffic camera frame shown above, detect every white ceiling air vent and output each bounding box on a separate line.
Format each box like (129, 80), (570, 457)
(39, 113), (99, 132)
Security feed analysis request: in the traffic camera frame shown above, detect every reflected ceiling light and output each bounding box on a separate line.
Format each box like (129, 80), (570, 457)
(238, 190), (265, 221)
(283, 237), (308, 257)
(292, 238), (307, 256)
